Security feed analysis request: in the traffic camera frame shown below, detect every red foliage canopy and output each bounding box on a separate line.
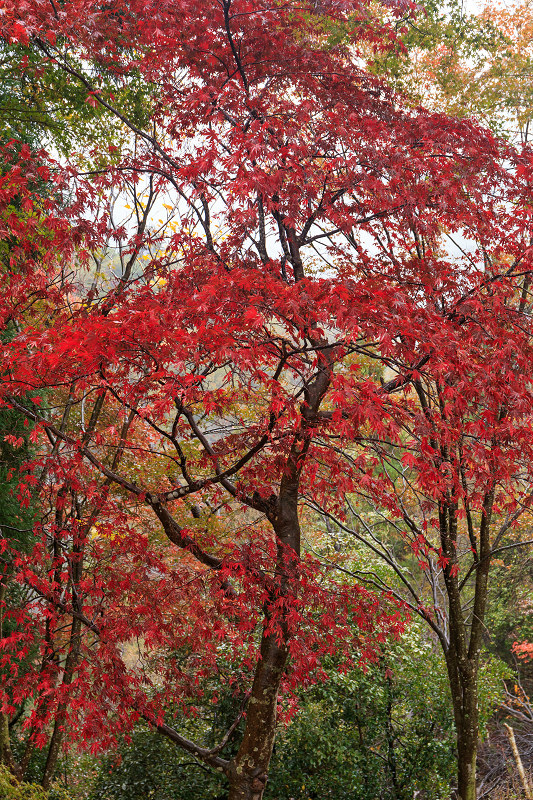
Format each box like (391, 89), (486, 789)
(1, 0), (533, 794)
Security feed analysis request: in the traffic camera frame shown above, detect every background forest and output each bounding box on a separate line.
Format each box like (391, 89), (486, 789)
(0, 0), (532, 799)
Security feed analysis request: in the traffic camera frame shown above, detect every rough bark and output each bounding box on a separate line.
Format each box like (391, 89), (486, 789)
(226, 376), (310, 799)
(42, 523), (85, 790)
(440, 486), (494, 800)
(226, 475), (301, 799)
(453, 678), (478, 800)
(0, 711), (20, 779)
(444, 634), (479, 800)
(41, 615), (82, 789)
(227, 629), (288, 800)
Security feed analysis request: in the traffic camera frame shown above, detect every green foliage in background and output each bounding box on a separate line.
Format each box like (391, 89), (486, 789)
(370, 1), (503, 101)
(87, 625), (509, 800)
(89, 727), (227, 800)
(486, 555), (533, 665)
(0, 40), (153, 156)
(0, 766), (70, 800)
(266, 629), (456, 800)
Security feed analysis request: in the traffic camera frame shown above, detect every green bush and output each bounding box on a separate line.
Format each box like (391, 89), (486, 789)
(0, 767), (70, 800)
(266, 629), (456, 800)
(87, 624), (510, 800)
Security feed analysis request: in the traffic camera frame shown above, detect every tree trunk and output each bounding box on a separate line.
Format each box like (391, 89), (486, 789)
(42, 600), (83, 788)
(440, 491), (493, 800)
(444, 639), (479, 800)
(0, 711), (20, 779)
(227, 629), (287, 800)
(445, 647), (480, 800)
(456, 714), (477, 800)
(226, 422), (306, 800)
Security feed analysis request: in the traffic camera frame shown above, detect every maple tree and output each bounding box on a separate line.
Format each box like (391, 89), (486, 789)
(312, 274), (533, 799)
(1, 1), (533, 799)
